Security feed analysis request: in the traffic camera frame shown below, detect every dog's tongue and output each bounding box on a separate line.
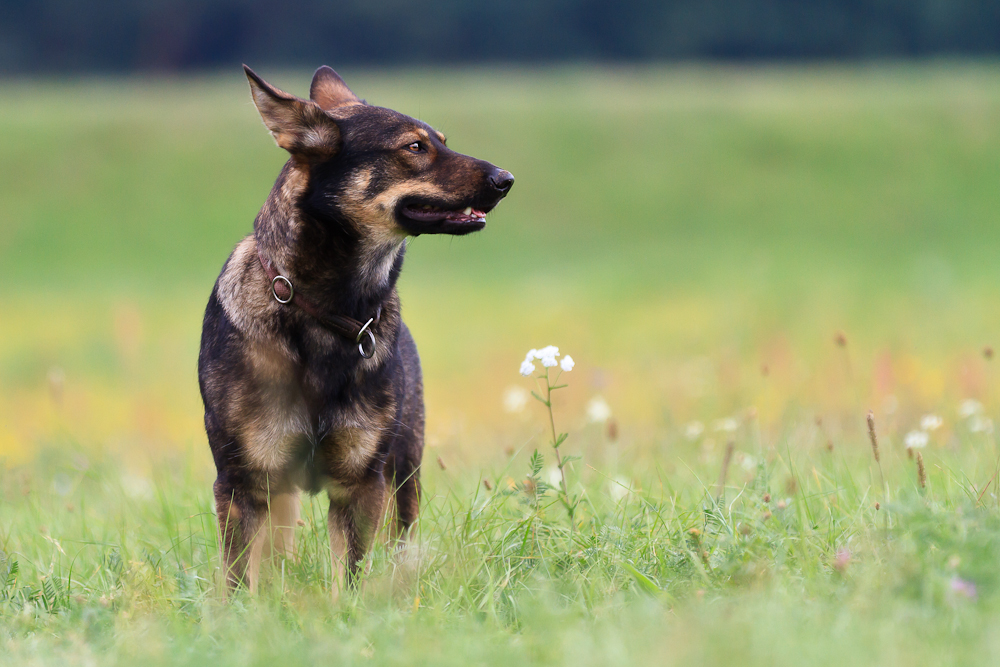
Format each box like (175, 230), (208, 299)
(445, 207), (486, 222)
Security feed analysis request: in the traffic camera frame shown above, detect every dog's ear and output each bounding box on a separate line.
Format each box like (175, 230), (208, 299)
(309, 66), (361, 111)
(244, 65), (340, 159)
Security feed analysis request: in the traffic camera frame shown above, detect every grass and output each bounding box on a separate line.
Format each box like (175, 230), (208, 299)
(5, 412), (1000, 665)
(3, 62), (1000, 664)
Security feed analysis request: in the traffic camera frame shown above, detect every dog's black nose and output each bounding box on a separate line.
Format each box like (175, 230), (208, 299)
(490, 170), (515, 194)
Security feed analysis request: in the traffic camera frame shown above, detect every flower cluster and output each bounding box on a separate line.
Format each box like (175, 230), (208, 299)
(904, 430), (929, 450)
(520, 346), (574, 376)
(920, 414), (943, 431)
(959, 399), (983, 419)
(958, 399), (993, 434)
(904, 412), (942, 451)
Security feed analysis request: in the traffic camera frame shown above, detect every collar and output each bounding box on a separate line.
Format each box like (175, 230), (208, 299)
(257, 245), (381, 359)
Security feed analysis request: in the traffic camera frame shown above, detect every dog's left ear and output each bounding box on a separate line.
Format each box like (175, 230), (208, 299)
(310, 66), (361, 111)
(244, 65), (341, 160)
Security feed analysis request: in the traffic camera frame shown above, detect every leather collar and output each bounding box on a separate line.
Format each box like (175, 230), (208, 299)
(257, 245), (381, 358)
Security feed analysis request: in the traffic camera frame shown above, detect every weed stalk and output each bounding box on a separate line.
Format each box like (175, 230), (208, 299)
(532, 366), (577, 530)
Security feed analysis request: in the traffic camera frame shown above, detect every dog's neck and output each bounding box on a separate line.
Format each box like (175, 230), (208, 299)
(253, 162), (406, 321)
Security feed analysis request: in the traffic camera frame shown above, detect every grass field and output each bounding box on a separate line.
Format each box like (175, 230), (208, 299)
(3, 63), (1000, 665)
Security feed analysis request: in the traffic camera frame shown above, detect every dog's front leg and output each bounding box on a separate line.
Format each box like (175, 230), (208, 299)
(327, 499), (350, 601)
(264, 491), (300, 563)
(214, 477), (267, 594)
(327, 473), (387, 600)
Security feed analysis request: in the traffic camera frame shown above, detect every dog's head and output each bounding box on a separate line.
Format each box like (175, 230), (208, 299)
(245, 65), (514, 238)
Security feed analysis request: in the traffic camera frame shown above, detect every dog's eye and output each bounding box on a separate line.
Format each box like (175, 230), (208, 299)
(406, 142), (424, 153)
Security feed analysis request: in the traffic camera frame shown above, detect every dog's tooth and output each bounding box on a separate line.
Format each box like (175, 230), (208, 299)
(463, 207), (472, 215)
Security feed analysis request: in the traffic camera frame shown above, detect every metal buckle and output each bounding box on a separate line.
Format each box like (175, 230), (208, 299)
(271, 275), (294, 304)
(356, 317), (376, 359)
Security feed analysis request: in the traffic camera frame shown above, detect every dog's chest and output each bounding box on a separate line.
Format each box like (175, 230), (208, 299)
(237, 341), (387, 487)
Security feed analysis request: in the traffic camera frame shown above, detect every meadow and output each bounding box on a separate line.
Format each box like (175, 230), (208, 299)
(2, 62), (1000, 665)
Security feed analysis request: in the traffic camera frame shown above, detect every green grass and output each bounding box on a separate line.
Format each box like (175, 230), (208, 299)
(4, 417), (1000, 665)
(3, 63), (1000, 664)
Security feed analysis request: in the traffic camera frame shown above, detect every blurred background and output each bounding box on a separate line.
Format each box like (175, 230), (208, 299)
(1, 0), (999, 476)
(2, 0), (1000, 72)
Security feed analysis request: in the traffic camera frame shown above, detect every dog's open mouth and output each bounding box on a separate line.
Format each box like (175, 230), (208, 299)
(396, 201), (491, 235)
(401, 204), (487, 224)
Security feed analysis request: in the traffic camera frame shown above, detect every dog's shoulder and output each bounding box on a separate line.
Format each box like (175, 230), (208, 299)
(214, 235), (282, 341)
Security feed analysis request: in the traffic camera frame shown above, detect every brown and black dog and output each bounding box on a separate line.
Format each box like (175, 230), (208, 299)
(198, 65), (513, 596)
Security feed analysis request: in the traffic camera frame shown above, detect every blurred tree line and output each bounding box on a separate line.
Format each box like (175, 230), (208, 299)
(1, 0), (998, 73)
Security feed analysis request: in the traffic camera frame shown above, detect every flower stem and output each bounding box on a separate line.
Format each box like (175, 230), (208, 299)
(545, 368), (575, 530)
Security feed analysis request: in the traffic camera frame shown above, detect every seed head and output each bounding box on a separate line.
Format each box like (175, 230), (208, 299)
(835, 331), (848, 347)
(916, 451), (927, 489)
(867, 410), (880, 463)
(985, 346), (994, 360)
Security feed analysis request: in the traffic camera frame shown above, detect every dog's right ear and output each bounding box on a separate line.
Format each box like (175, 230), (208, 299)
(244, 65), (340, 159)
(309, 66), (361, 111)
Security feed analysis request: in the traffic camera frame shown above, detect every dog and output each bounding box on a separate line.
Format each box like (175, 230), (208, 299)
(198, 65), (514, 595)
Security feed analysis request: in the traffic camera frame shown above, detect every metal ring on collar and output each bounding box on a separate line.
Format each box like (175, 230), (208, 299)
(271, 275), (294, 304)
(358, 330), (376, 359)
(356, 317), (376, 358)
(356, 317), (375, 342)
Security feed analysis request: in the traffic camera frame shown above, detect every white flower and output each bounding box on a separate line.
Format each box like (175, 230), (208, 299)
(525, 345), (560, 368)
(713, 417), (738, 433)
(52, 473), (72, 497)
(970, 416), (994, 434)
(608, 476), (631, 502)
(121, 474), (153, 500)
(959, 399), (984, 419)
(535, 345), (559, 360)
(587, 396), (612, 423)
(904, 430), (929, 449)
(503, 385), (529, 413)
(519, 360), (536, 377)
(684, 421), (705, 440)
(560, 355), (575, 372)
(920, 414), (943, 431)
